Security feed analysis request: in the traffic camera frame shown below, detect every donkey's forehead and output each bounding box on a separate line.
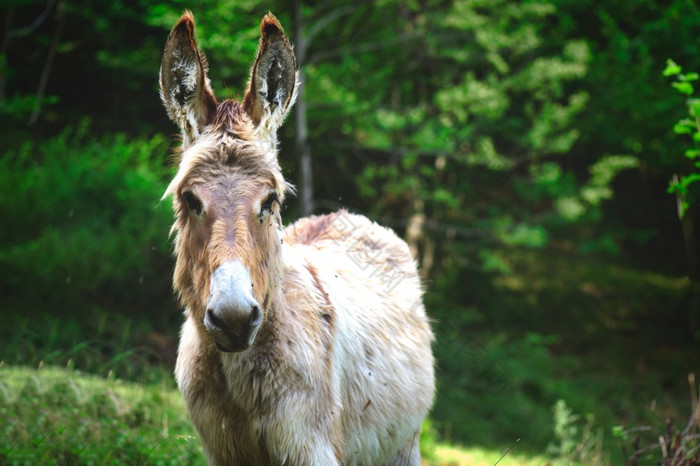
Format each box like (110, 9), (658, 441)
(163, 99), (286, 197)
(186, 138), (277, 179)
(164, 142), (284, 202)
(172, 149), (281, 190)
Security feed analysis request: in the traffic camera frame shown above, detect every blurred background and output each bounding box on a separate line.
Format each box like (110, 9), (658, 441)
(2, 0), (700, 464)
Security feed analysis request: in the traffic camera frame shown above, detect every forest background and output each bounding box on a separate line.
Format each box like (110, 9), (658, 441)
(2, 0), (700, 464)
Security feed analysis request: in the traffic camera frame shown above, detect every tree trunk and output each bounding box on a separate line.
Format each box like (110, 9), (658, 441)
(0, 8), (13, 100)
(28, 1), (64, 126)
(1, 0), (57, 101)
(682, 213), (700, 335)
(406, 199), (425, 263)
(674, 174), (700, 336)
(294, 0), (313, 217)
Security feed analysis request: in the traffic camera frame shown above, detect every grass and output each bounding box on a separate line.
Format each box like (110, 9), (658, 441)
(0, 364), (204, 465)
(429, 443), (550, 465)
(7, 364), (692, 466)
(0, 364), (557, 465)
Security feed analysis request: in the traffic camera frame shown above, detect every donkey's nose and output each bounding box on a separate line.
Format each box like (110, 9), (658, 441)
(249, 304), (262, 327)
(205, 299), (260, 331)
(205, 292), (261, 352)
(204, 260), (262, 352)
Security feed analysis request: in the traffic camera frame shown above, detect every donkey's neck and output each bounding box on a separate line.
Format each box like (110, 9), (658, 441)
(217, 241), (325, 393)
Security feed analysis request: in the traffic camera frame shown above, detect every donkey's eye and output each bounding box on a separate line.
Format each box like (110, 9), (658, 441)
(182, 191), (203, 216)
(260, 192), (279, 216)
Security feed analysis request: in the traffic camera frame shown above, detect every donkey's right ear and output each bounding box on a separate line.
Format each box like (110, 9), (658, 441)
(160, 11), (217, 148)
(242, 13), (297, 136)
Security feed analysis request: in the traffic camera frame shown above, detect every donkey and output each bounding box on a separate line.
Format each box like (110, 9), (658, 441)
(159, 11), (435, 465)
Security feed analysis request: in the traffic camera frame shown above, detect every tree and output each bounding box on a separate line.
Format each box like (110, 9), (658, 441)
(664, 59), (700, 332)
(298, 0), (637, 278)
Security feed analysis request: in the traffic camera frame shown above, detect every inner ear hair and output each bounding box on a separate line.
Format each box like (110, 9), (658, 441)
(243, 13), (297, 128)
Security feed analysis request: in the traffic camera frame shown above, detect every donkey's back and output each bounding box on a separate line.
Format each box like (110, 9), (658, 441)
(285, 211), (435, 465)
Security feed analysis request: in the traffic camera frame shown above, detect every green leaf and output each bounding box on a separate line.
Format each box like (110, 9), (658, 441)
(433, 187), (460, 209)
(685, 148), (700, 159)
(663, 59), (682, 77)
(499, 223), (549, 248)
(673, 119), (694, 134)
(612, 425), (627, 440)
(581, 185), (612, 204)
(668, 180), (682, 195)
(556, 197), (586, 222)
(681, 200), (690, 218)
(672, 81), (694, 96)
(588, 155), (639, 187)
(478, 249), (512, 275)
(682, 72), (700, 82)
(682, 172), (700, 188)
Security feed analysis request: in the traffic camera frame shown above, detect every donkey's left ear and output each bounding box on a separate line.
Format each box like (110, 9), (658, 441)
(160, 11), (217, 148)
(243, 13), (297, 134)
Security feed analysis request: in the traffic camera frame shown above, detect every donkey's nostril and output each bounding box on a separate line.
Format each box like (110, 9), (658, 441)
(205, 308), (226, 331)
(249, 305), (262, 326)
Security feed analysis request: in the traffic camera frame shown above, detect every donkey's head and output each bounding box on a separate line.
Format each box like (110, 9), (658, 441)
(160, 12), (297, 353)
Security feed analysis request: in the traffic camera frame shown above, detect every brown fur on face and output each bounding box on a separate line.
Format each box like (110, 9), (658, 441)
(168, 99), (289, 324)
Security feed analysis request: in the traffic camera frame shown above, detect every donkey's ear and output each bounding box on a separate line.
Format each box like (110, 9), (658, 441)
(160, 11), (217, 148)
(242, 13), (297, 134)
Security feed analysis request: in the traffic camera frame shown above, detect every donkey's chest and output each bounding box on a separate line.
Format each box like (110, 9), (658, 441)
(186, 386), (271, 465)
(176, 317), (312, 464)
(174, 319), (261, 463)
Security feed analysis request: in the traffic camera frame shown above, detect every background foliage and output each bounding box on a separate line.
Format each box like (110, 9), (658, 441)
(2, 0), (700, 463)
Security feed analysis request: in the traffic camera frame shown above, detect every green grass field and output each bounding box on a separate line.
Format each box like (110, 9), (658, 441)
(0, 364), (560, 465)
(0, 364), (204, 465)
(1, 359), (697, 464)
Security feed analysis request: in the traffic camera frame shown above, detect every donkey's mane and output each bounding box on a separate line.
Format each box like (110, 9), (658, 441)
(210, 100), (251, 140)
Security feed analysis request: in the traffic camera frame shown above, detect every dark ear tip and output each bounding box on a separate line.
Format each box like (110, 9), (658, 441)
(172, 10), (196, 35)
(180, 9), (195, 22)
(261, 12), (284, 36)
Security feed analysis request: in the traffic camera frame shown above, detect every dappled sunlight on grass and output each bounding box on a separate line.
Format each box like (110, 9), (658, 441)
(427, 442), (551, 466)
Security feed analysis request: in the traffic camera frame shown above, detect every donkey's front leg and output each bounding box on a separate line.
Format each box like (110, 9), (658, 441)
(262, 399), (342, 465)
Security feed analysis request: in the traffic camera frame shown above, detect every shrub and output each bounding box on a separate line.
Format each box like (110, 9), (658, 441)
(0, 122), (176, 361)
(614, 373), (700, 465)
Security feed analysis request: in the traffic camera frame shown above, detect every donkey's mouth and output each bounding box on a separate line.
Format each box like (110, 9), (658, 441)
(204, 309), (260, 353)
(214, 340), (246, 353)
